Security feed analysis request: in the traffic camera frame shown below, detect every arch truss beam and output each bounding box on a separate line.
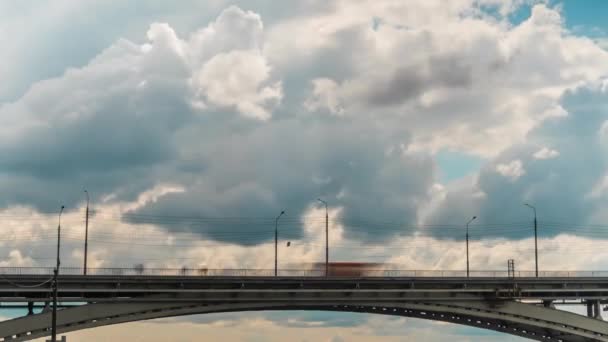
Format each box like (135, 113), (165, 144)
(0, 299), (608, 341)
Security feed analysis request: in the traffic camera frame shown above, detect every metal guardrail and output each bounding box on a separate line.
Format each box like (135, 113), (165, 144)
(1, 267), (608, 277)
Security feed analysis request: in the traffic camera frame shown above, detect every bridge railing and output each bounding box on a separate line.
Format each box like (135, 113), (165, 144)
(2, 267), (608, 277)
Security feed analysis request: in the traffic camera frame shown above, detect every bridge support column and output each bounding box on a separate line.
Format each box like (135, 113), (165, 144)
(587, 300), (603, 320)
(595, 301), (604, 320)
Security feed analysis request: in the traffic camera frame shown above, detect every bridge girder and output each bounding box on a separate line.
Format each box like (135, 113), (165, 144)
(0, 299), (607, 341)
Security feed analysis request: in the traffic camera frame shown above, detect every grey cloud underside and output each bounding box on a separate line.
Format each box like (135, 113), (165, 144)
(275, 28), (368, 115)
(0, 49), (195, 211)
(125, 118), (435, 244)
(364, 56), (473, 108)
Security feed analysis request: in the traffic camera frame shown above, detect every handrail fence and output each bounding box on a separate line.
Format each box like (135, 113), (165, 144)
(0, 267), (607, 278)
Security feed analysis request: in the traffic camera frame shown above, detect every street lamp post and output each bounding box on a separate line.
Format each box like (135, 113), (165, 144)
(466, 216), (476, 278)
(51, 205), (65, 342)
(84, 190), (89, 276)
(317, 199), (328, 277)
(274, 210), (285, 277)
(525, 203), (538, 277)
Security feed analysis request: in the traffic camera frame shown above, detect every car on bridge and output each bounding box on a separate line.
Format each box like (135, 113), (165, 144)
(309, 262), (385, 276)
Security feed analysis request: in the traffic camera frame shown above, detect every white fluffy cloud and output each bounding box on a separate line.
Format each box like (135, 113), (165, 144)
(0, 0), (605, 256)
(187, 5), (265, 63)
(195, 50), (282, 120)
(596, 37), (608, 50)
(305, 79), (344, 115)
(533, 147), (560, 159)
(187, 6), (282, 119)
(495, 160), (526, 181)
(289, 3), (608, 156)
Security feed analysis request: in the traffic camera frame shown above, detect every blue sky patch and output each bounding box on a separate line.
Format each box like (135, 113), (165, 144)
(559, 0), (608, 36)
(436, 150), (483, 183)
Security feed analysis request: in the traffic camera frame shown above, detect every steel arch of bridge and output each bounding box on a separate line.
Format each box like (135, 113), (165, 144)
(1, 300), (608, 341)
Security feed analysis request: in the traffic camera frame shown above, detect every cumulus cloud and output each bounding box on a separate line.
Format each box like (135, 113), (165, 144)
(0, 0), (606, 253)
(427, 80), (608, 234)
(596, 38), (608, 50)
(0, 6), (286, 211)
(495, 160), (526, 181)
(194, 50), (282, 120)
(533, 147), (560, 159)
(0, 250), (35, 267)
(187, 5), (265, 63)
(293, 3), (608, 156)
(187, 6), (283, 119)
(305, 79), (344, 115)
(0, 1), (606, 246)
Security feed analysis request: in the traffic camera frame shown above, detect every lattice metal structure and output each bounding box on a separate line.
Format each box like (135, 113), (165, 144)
(508, 259), (516, 278)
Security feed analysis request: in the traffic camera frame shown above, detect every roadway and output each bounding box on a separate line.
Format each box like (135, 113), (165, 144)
(1, 274), (608, 304)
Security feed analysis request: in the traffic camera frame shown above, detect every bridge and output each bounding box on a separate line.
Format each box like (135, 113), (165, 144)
(1, 268), (608, 341)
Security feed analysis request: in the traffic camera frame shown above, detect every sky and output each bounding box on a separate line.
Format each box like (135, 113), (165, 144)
(1, 0), (607, 340)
